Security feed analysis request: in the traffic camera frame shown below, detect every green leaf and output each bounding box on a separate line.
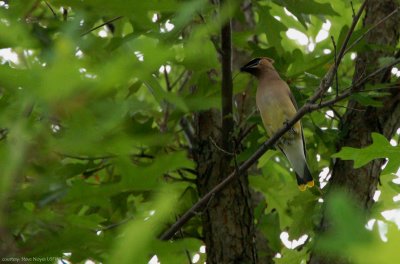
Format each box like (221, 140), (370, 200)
(257, 150), (279, 168)
(287, 191), (319, 237)
(259, 210), (282, 252)
(66, 213), (106, 229)
(315, 191), (372, 256)
(144, 75), (189, 112)
(350, 93), (383, 107)
(109, 187), (179, 264)
(378, 56), (396, 67)
(118, 151), (194, 191)
(372, 174), (400, 214)
(271, 0), (339, 29)
(155, 238), (202, 264)
(352, 224), (400, 264)
(332, 133), (400, 173)
(256, 6), (288, 52)
(274, 247), (308, 264)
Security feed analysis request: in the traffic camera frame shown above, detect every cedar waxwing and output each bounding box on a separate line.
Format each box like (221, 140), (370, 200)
(240, 57), (314, 191)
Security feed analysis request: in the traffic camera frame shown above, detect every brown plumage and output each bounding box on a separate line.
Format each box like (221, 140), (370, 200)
(241, 57), (314, 191)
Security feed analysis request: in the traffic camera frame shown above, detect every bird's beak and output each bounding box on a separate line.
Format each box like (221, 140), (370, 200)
(240, 58), (260, 73)
(240, 65), (255, 73)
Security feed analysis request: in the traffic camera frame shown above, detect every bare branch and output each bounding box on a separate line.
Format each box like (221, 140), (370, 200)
(163, 65), (172, 92)
(220, 16), (234, 151)
(344, 7), (399, 54)
(44, 1), (57, 19)
(209, 136), (234, 156)
(310, 0), (368, 103)
(160, 66), (172, 133)
(24, 0), (40, 21)
(180, 117), (196, 148)
(331, 36), (339, 97)
(237, 123), (257, 145)
(80, 16), (123, 37)
(350, 1), (356, 18)
(55, 152), (116, 160)
(101, 217), (133, 231)
(0, 128), (8, 141)
(171, 70), (187, 90)
(159, 56), (399, 241)
(158, 1), (379, 240)
(310, 57), (400, 110)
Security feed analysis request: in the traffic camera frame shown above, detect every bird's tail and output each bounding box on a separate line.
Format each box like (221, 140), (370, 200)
(295, 164), (314, 191)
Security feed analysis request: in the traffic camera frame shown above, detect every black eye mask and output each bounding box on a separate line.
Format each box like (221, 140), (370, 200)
(240, 58), (261, 71)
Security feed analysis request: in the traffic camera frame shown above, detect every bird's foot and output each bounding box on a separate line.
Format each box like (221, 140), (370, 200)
(283, 120), (296, 136)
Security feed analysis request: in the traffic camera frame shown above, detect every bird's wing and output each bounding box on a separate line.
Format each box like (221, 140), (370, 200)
(287, 89), (307, 158)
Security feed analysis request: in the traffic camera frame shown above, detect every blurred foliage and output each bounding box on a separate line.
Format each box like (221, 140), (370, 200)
(0, 0), (399, 263)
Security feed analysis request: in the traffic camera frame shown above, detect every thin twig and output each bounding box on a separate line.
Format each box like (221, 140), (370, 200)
(176, 216), (193, 264)
(344, 7), (399, 54)
(55, 152), (116, 160)
(159, 1), (378, 241)
(354, 58), (400, 87)
(160, 65), (172, 132)
(331, 104), (365, 112)
(83, 163), (112, 178)
(160, 58), (396, 240)
(381, 49), (400, 82)
(101, 217), (133, 231)
(0, 128), (8, 141)
(170, 70), (187, 90)
(310, 0), (368, 103)
(80, 16), (123, 36)
(310, 58), (400, 110)
(163, 65), (172, 92)
(177, 170), (196, 183)
(180, 117), (196, 148)
(350, 1), (356, 18)
(331, 36), (339, 97)
(237, 123), (257, 145)
(24, 0), (40, 20)
(323, 85), (399, 97)
(164, 173), (194, 183)
(62, 8), (68, 21)
(44, 1), (57, 19)
(328, 106), (342, 122)
(209, 136), (234, 156)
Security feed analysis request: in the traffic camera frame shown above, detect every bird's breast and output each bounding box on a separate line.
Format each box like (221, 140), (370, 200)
(256, 86), (301, 138)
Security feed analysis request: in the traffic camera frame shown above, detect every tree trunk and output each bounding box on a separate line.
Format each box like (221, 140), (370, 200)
(194, 2), (258, 257)
(309, 0), (400, 263)
(194, 109), (258, 264)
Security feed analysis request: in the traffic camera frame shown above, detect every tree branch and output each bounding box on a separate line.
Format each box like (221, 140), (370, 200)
(159, 0), (371, 242)
(80, 16), (123, 37)
(180, 117), (196, 149)
(309, 0), (368, 103)
(44, 1), (57, 19)
(344, 7), (399, 54)
(312, 57), (400, 110)
(220, 1), (234, 151)
(159, 56), (399, 241)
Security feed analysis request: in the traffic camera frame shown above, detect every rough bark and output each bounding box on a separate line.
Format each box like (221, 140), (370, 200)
(193, 1), (260, 263)
(194, 109), (257, 264)
(309, 0), (400, 263)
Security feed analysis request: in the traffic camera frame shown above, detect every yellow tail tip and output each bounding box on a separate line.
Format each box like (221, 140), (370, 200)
(298, 184), (307, 191)
(307, 180), (315, 188)
(298, 180), (315, 191)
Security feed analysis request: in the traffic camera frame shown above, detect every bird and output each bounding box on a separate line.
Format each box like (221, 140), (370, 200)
(240, 57), (314, 191)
